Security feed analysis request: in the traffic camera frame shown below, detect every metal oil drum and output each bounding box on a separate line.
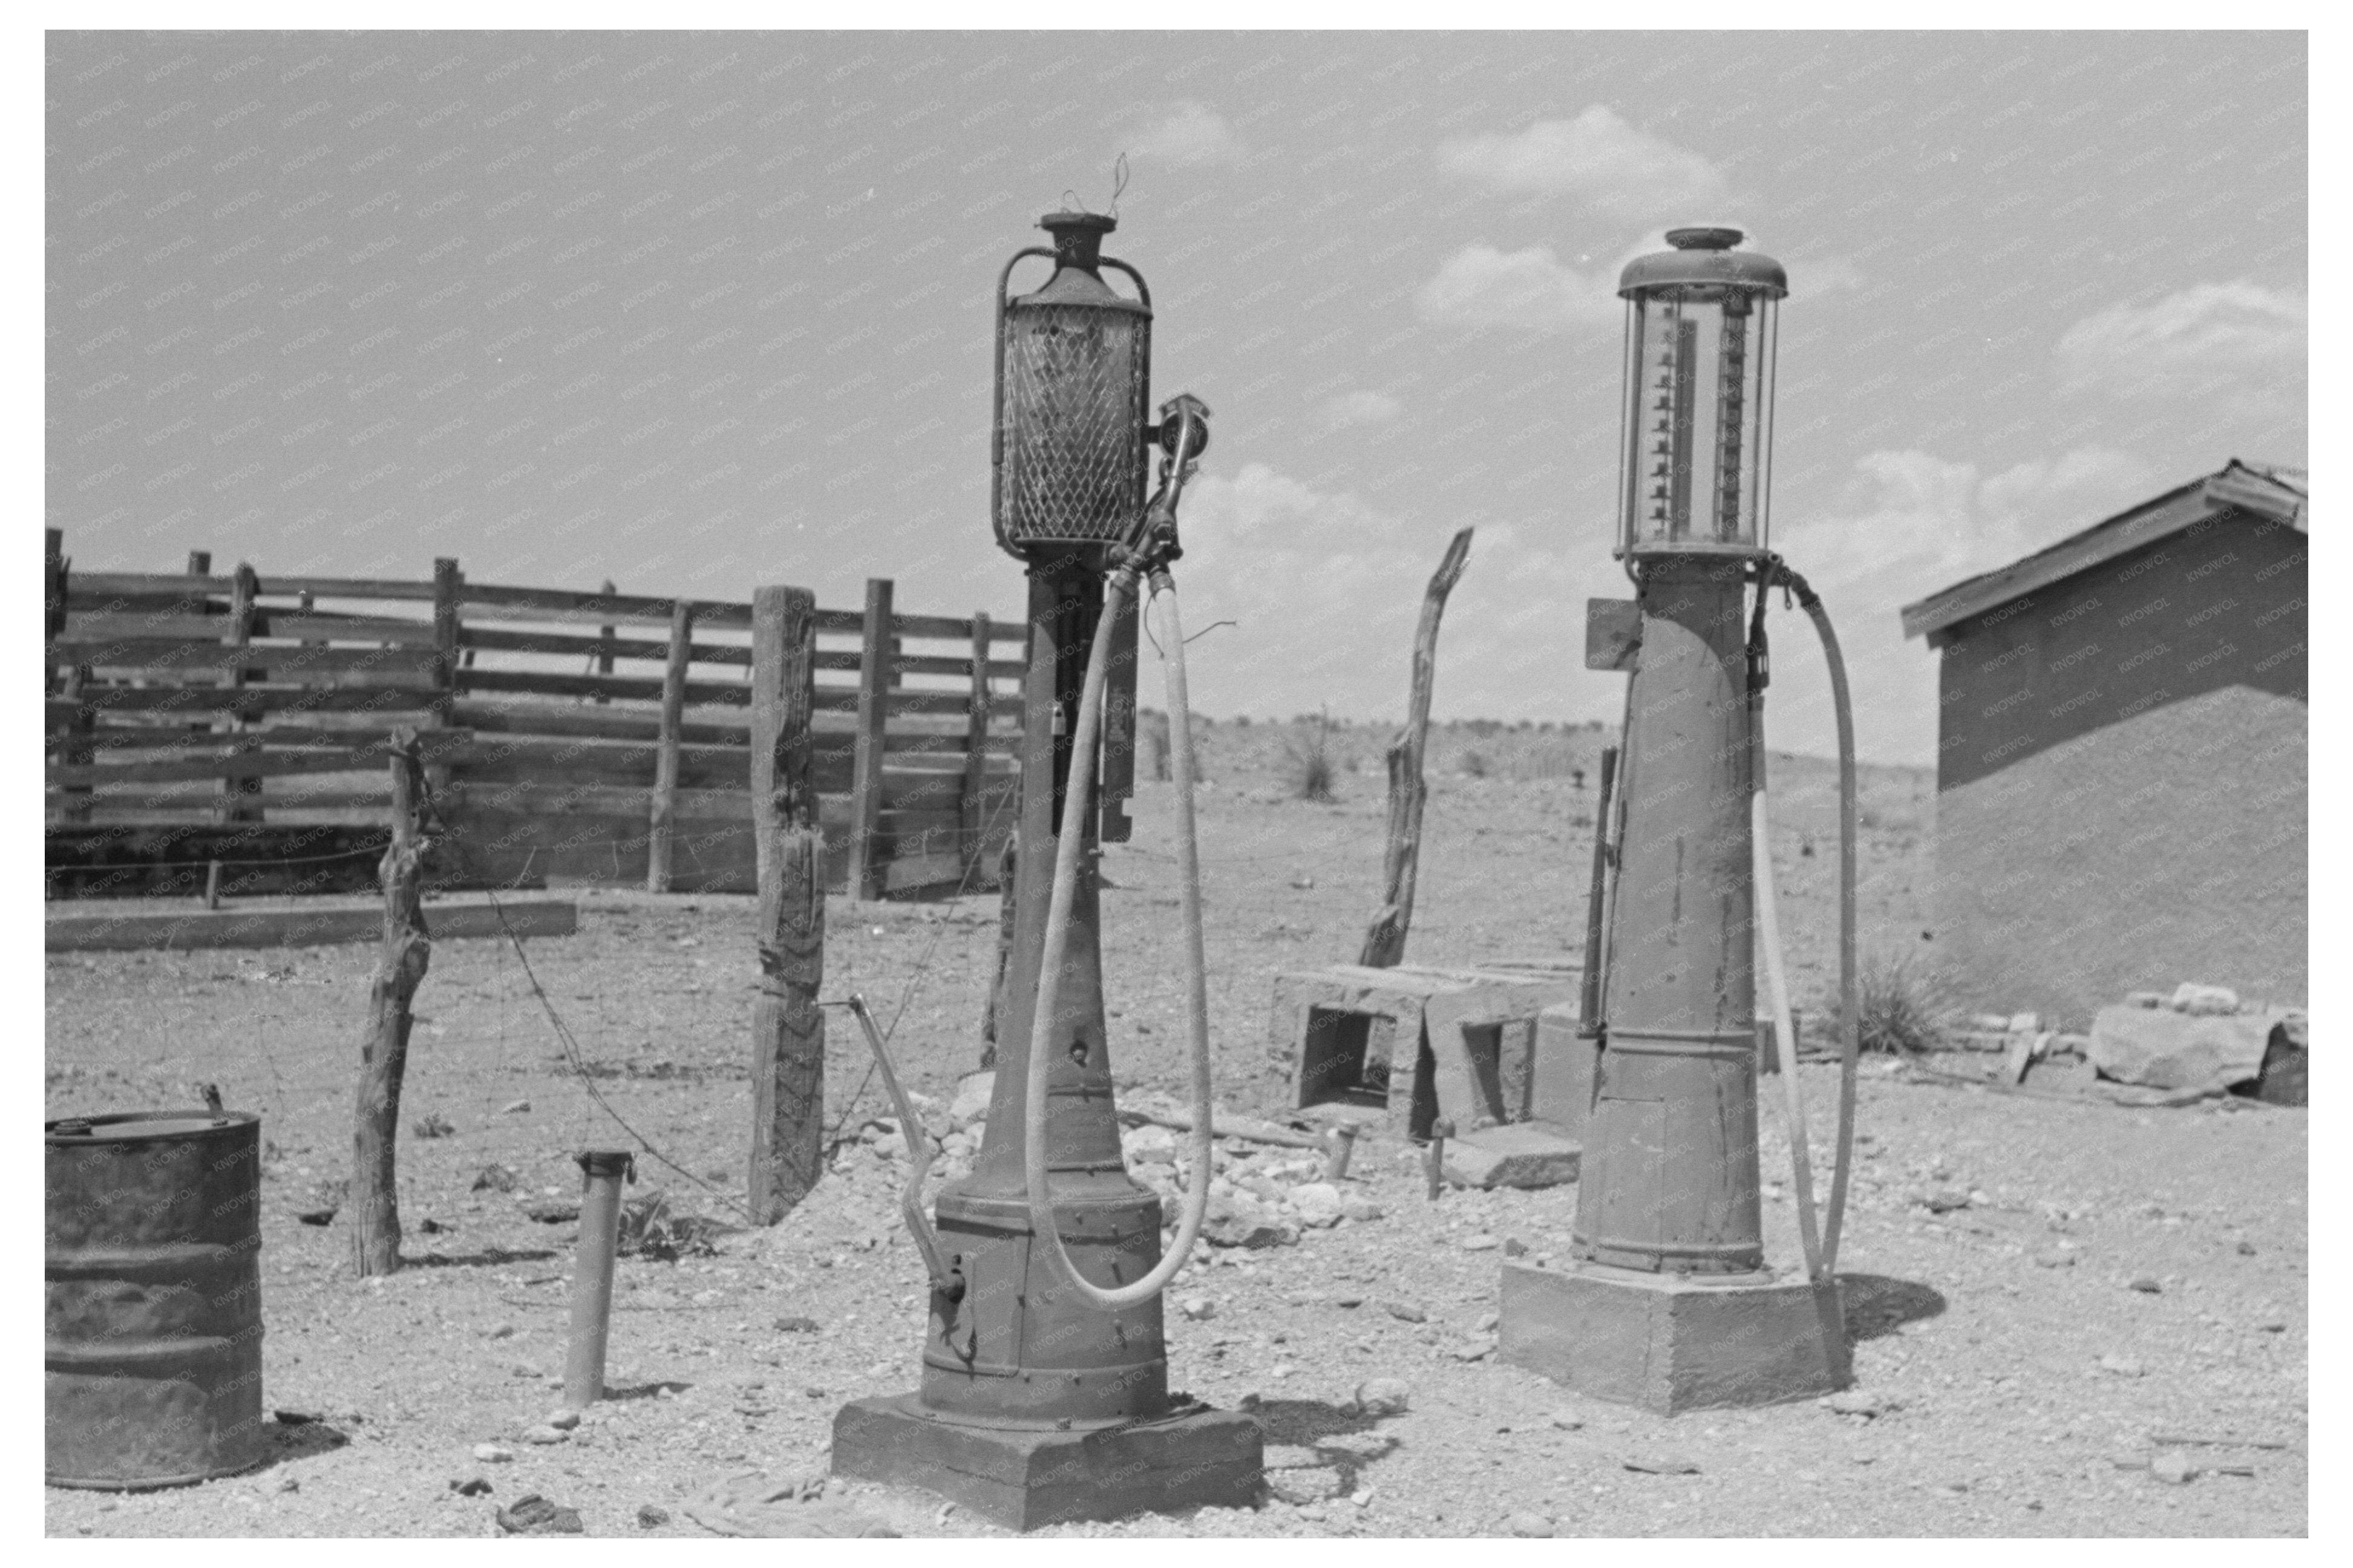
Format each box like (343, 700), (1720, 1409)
(45, 1108), (265, 1488)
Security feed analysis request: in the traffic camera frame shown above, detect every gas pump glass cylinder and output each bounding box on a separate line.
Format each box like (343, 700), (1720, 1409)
(995, 211), (1152, 556)
(1615, 227), (1784, 557)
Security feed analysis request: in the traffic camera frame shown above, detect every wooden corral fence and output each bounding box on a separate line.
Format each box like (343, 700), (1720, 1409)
(44, 530), (1026, 901)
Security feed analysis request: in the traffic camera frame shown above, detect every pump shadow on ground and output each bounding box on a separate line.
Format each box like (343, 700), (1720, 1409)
(1838, 1273), (1946, 1341)
(402, 1246), (561, 1269)
(1239, 1397), (1383, 1446)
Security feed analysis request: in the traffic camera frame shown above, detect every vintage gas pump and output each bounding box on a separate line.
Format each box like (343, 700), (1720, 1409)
(831, 211), (1262, 1529)
(1497, 227), (1860, 1413)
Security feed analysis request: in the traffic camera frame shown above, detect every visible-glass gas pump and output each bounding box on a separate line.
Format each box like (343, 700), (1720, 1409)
(1499, 227), (1864, 1413)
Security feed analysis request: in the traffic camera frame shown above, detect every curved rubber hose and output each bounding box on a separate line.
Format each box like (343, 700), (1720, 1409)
(1753, 788), (1825, 1283)
(1021, 570), (1215, 1310)
(1791, 577), (1860, 1278)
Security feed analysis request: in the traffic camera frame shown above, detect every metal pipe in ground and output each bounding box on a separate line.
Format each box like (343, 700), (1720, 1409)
(1323, 1122), (1360, 1182)
(563, 1150), (635, 1411)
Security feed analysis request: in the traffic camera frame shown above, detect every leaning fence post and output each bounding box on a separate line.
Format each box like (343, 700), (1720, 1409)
(647, 601), (693, 893)
(749, 587), (825, 1223)
(846, 577), (893, 901)
(352, 731), (431, 1277)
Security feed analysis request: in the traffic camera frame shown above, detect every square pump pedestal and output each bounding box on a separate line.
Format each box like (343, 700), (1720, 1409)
(833, 1394), (1263, 1532)
(1499, 1259), (1850, 1415)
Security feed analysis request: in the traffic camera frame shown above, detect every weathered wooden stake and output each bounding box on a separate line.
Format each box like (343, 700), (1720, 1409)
(1358, 527), (1473, 969)
(647, 601), (693, 892)
(749, 587), (825, 1223)
(352, 732), (431, 1277)
(846, 577), (893, 901)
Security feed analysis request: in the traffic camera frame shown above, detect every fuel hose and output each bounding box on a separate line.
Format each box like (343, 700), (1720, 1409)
(1019, 562), (1216, 1310)
(1750, 563), (1860, 1280)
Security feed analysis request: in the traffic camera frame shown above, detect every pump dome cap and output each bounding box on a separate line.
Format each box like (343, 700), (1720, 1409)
(1618, 226), (1787, 299)
(1039, 210), (1118, 237)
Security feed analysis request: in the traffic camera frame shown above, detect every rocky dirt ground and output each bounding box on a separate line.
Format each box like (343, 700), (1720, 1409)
(44, 720), (2306, 1537)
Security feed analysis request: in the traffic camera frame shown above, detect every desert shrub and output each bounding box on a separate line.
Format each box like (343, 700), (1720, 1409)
(1282, 714), (1338, 803)
(1855, 950), (1955, 1054)
(1461, 748), (1490, 779)
(617, 1189), (728, 1262)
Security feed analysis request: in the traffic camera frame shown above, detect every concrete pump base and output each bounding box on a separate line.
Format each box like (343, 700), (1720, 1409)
(831, 1393), (1263, 1531)
(1498, 1259), (1850, 1414)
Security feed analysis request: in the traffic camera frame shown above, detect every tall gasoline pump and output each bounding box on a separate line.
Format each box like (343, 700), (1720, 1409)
(1497, 226), (1862, 1414)
(831, 211), (1262, 1529)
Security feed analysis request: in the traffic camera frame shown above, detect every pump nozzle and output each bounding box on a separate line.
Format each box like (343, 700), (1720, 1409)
(1116, 394), (1211, 575)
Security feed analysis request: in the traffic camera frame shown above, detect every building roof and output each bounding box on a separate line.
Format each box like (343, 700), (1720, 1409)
(1899, 460), (2307, 644)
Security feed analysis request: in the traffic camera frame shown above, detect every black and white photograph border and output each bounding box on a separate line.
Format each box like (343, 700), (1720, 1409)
(29, 3), (2323, 1546)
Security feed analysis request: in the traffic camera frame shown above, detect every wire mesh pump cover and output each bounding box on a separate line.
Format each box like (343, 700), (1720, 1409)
(993, 211), (1151, 555)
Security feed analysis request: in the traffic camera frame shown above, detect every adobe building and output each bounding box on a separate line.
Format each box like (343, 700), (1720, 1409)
(1899, 460), (2306, 1028)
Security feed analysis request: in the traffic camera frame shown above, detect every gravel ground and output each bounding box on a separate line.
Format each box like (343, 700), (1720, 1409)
(44, 726), (2306, 1537)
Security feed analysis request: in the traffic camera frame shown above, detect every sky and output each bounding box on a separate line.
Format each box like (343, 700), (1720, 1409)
(45, 29), (2308, 765)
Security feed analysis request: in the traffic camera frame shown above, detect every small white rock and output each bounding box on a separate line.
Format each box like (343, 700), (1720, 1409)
(473, 1443), (515, 1463)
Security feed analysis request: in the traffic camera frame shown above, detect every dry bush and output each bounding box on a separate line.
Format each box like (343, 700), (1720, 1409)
(1856, 950), (1957, 1054)
(1281, 714), (1338, 803)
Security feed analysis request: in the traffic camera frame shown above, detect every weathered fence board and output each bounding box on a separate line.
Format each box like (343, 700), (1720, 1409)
(45, 536), (1046, 900)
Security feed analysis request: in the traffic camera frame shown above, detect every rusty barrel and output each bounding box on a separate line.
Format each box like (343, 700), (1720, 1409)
(46, 1109), (266, 1489)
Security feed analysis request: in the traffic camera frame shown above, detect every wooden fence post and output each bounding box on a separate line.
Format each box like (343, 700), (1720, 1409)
(430, 558), (462, 730)
(184, 550), (214, 745)
(961, 610), (992, 878)
(749, 587), (825, 1223)
(223, 563), (261, 825)
(846, 577), (892, 901)
(592, 578), (617, 705)
(425, 557), (461, 851)
(647, 601), (693, 893)
(43, 529), (65, 669)
(1357, 527), (1473, 969)
(352, 732), (431, 1277)
(48, 530), (96, 825)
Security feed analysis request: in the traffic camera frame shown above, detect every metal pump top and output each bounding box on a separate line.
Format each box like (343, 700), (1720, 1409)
(1023, 211), (1148, 315)
(1619, 225), (1788, 299)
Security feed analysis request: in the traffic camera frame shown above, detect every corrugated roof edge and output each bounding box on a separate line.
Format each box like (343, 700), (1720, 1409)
(1898, 459), (2308, 644)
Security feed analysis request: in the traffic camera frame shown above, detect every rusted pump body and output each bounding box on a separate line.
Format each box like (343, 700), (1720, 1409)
(1497, 228), (1851, 1413)
(831, 212), (1259, 1528)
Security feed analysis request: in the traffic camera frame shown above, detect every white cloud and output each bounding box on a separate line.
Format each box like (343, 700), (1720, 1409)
(1161, 464), (1621, 730)
(1438, 108), (1724, 220)
(1318, 390), (1403, 431)
(1415, 244), (1621, 333)
(1125, 101), (1245, 168)
(2055, 282), (2305, 408)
